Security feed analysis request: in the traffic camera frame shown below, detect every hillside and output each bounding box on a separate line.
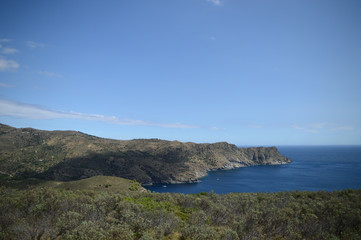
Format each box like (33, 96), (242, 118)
(0, 175), (145, 192)
(0, 123), (291, 184)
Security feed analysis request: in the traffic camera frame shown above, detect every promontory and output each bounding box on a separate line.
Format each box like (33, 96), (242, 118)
(0, 123), (291, 184)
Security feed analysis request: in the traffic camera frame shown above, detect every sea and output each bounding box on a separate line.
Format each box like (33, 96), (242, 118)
(145, 146), (361, 194)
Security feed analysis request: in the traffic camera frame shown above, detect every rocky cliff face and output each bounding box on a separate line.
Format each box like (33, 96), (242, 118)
(0, 124), (291, 184)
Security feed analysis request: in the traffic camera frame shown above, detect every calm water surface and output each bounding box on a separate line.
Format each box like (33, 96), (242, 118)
(145, 146), (361, 193)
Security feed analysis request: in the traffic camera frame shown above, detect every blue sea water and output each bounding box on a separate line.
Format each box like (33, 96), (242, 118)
(145, 146), (361, 194)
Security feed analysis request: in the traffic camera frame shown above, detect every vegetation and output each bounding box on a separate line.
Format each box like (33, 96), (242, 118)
(0, 124), (290, 184)
(0, 187), (360, 240)
(3, 124), (358, 239)
(0, 175), (146, 193)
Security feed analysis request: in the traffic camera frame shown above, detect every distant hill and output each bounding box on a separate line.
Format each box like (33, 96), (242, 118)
(0, 123), (291, 184)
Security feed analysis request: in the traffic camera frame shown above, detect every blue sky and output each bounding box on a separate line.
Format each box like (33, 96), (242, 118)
(0, 0), (360, 145)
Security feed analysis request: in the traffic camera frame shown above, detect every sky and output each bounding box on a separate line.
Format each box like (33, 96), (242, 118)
(0, 0), (360, 146)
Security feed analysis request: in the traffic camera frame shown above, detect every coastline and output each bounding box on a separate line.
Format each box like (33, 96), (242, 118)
(143, 156), (291, 186)
(146, 146), (361, 194)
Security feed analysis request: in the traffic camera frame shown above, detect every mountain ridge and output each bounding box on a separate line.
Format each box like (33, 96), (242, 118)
(0, 123), (291, 184)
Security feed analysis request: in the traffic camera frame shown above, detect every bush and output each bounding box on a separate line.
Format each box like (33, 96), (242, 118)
(0, 187), (360, 240)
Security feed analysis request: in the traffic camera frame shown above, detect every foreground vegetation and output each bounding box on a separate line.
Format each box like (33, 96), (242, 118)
(1, 187), (360, 240)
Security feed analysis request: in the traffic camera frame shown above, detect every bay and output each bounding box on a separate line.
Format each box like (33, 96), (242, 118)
(145, 146), (361, 193)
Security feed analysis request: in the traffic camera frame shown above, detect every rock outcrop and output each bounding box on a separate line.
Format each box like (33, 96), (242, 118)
(0, 123), (291, 184)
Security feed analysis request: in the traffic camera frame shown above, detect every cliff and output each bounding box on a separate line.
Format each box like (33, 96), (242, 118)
(0, 123), (291, 184)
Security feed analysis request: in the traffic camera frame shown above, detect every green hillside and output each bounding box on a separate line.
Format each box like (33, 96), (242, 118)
(0, 175), (145, 192)
(0, 123), (290, 184)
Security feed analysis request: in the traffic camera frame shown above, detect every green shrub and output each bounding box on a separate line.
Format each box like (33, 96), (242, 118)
(0, 187), (360, 240)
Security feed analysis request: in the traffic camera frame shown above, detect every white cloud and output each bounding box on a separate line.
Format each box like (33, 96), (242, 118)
(207, 0), (223, 6)
(332, 126), (355, 131)
(291, 124), (318, 133)
(310, 122), (328, 129)
(0, 82), (13, 88)
(1, 47), (19, 54)
(26, 41), (44, 49)
(292, 122), (355, 133)
(0, 38), (11, 43)
(0, 57), (19, 71)
(38, 71), (63, 78)
(210, 126), (226, 131)
(0, 43), (19, 54)
(247, 124), (264, 129)
(0, 99), (198, 129)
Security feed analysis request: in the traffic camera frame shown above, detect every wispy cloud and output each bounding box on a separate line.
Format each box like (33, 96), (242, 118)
(38, 71), (63, 78)
(0, 99), (198, 129)
(1, 47), (19, 54)
(291, 124), (319, 134)
(331, 126), (355, 131)
(0, 57), (19, 71)
(207, 0), (223, 6)
(310, 122), (328, 129)
(26, 41), (44, 49)
(0, 82), (13, 88)
(0, 43), (19, 54)
(210, 126), (226, 131)
(247, 124), (264, 129)
(292, 122), (355, 133)
(0, 38), (11, 43)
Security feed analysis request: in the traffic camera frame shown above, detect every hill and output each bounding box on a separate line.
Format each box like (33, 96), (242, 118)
(0, 123), (290, 184)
